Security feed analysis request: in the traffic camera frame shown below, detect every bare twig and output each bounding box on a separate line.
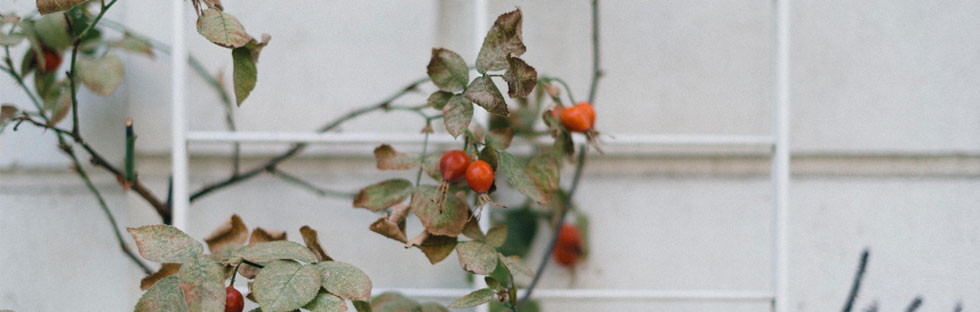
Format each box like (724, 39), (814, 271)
(267, 168), (355, 199)
(906, 296), (923, 312)
(843, 249), (870, 312)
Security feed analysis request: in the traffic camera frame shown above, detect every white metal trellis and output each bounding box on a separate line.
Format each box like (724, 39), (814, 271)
(169, 1), (790, 311)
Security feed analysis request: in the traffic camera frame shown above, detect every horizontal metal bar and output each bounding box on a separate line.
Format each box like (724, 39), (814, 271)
(186, 131), (775, 147)
(369, 288), (774, 301)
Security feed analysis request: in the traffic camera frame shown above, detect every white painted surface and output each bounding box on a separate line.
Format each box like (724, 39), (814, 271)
(1, 1), (979, 311)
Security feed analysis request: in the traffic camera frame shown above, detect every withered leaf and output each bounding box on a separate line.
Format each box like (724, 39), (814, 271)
(456, 241), (498, 275)
(128, 225), (203, 264)
(316, 261), (372, 301)
(249, 227), (287, 244)
(134, 276), (186, 312)
(406, 231), (458, 265)
(410, 187), (469, 237)
(373, 144), (417, 170)
(426, 48), (469, 92)
(353, 179), (414, 212)
(204, 214), (249, 261)
(485, 226), (507, 248)
(476, 9), (526, 73)
(427, 91), (453, 110)
(370, 292), (420, 312)
(464, 76), (508, 116)
(442, 94), (473, 138)
(36, 0), (87, 14)
(236, 241), (318, 264)
(300, 225), (333, 262)
(461, 217), (485, 241)
(140, 263), (182, 291)
(195, 8), (250, 48)
(178, 256), (225, 312)
(78, 54), (124, 97)
(502, 56), (537, 98)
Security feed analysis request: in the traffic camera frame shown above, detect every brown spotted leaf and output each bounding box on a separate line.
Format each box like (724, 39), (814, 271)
(426, 48), (468, 92)
(495, 150), (547, 205)
(373, 144), (418, 170)
(497, 254), (533, 280)
(407, 231), (458, 264)
(464, 76), (508, 116)
(1, 105), (16, 121)
(456, 241), (498, 275)
(236, 241), (318, 264)
(485, 128), (514, 150)
(204, 214), (248, 261)
(476, 9), (526, 73)
(353, 179), (414, 212)
(178, 256), (225, 312)
(369, 213), (408, 244)
(419, 302), (449, 312)
(36, 0), (86, 14)
(304, 290), (348, 312)
(141, 263), (182, 291)
(448, 288), (494, 309)
(128, 225), (203, 264)
(134, 276), (187, 312)
(502, 56), (537, 98)
(427, 91), (453, 110)
(442, 94), (473, 138)
(195, 8), (250, 48)
(300, 225), (332, 262)
(317, 261), (372, 301)
(485, 226), (507, 248)
(527, 153), (560, 198)
(370, 292), (420, 312)
(410, 187), (469, 237)
(461, 217), (485, 241)
(254, 261), (321, 312)
(249, 227), (287, 244)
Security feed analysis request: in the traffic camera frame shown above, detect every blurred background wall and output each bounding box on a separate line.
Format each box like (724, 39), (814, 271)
(1, 0), (979, 311)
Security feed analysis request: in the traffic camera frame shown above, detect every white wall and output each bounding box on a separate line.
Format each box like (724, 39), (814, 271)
(1, 0), (979, 311)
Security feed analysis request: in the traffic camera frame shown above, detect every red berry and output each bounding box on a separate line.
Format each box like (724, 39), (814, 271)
(560, 104), (593, 133)
(439, 150), (470, 182)
(575, 102), (596, 126)
(552, 224), (582, 267)
(225, 286), (244, 312)
(38, 49), (62, 74)
(465, 160), (494, 193)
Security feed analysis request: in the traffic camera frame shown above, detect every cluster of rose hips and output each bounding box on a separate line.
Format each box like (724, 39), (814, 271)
(437, 149), (495, 212)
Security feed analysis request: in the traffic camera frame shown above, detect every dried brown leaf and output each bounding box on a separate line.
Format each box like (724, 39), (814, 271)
(373, 144), (417, 170)
(139, 263), (181, 291)
(249, 227), (287, 244)
(204, 214), (248, 260)
(300, 225), (332, 262)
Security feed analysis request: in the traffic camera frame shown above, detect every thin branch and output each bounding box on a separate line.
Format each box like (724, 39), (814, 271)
(906, 296), (923, 312)
(268, 168), (355, 199)
(842, 249), (870, 312)
(415, 129), (431, 186)
(520, 0), (601, 306)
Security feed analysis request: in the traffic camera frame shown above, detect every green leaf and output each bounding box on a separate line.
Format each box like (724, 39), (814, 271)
(497, 254), (533, 280)
(304, 290), (348, 312)
(0, 32), (25, 46)
(419, 302), (449, 312)
(527, 153), (559, 198)
(427, 91), (453, 110)
(448, 288), (494, 309)
(33, 14), (71, 50)
(44, 87), (71, 126)
(373, 144), (418, 170)
(485, 226), (507, 248)
(178, 256), (226, 312)
(353, 179), (414, 212)
(353, 300), (372, 312)
(236, 240), (319, 263)
(490, 301), (539, 312)
(78, 54), (124, 97)
(464, 76), (508, 116)
(426, 48), (468, 92)
(442, 94), (473, 138)
(370, 292), (419, 312)
(494, 208), (538, 257)
(502, 56), (537, 98)
(456, 241), (499, 275)
(128, 225), (203, 264)
(253, 261), (321, 312)
(36, 0), (86, 14)
(476, 9), (526, 73)
(317, 261), (372, 301)
(134, 276), (188, 312)
(410, 186), (469, 237)
(495, 150), (548, 205)
(109, 32), (155, 58)
(196, 8), (250, 48)
(484, 276), (503, 290)
(232, 34), (270, 106)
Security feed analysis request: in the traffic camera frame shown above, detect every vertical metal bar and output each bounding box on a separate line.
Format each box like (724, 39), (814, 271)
(771, 0), (791, 311)
(171, 0), (190, 231)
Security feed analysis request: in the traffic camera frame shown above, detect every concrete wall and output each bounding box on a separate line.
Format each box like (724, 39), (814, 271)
(1, 1), (979, 311)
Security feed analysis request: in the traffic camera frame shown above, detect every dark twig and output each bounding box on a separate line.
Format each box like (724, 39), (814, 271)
(587, 0), (601, 104)
(843, 249), (870, 312)
(267, 167), (355, 199)
(905, 296), (923, 312)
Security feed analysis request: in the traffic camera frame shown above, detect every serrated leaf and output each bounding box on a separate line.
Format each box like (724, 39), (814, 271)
(485, 226), (507, 248)
(427, 91), (453, 110)
(419, 302), (449, 312)
(135, 276), (188, 312)
(426, 48), (468, 92)
(0, 33), (25, 46)
(442, 94), (473, 138)
(527, 153), (559, 198)
(36, 0), (86, 14)
(254, 261), (321, 312)
(141, 263), (182, 291)
(456, 241), (499, 275)
(317, 261), (372, 301)
(464, 76), (508, 116)
(78, 54), (124, 96)
(476, 9), (525, 73)
(502, 56), (536, 98)
(495, 150), (547, 205)
(497, 254), (533, 280)
(370, 292), (419, 312)
(353, 179), (414, 212)
(410, 186), (469, 237)
(305, 290), (348, 312)
(110, 32), (155, 58)
(178, 256), (225, 312)
(204, 214), (249, 261)
(448, 288), (494, 308)
(407, 232), (458, 264)
(373, 145), (418, 170)
(128, 225), (203, 264)
(236, 241), (318, 264)
(196, 8), (250, 48)
(300, 226), (332, 262)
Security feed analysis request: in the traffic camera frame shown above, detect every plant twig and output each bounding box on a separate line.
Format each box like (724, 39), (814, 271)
(906, 296), (923, 312)
(843, 249), (870, 312)
(520, 0), (601, 306)
(415, 129), (431, 186)
(267, 167), (355, 199)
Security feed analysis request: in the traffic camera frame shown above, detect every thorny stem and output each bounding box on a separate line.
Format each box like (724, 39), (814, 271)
(520, 0), (601, 306)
